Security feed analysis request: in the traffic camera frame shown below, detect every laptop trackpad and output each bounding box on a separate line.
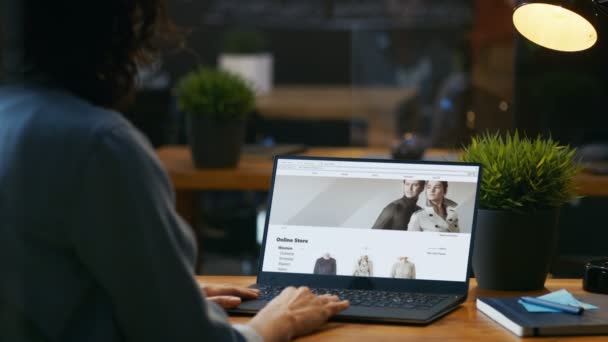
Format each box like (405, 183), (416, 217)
(335, 305), (440, 323)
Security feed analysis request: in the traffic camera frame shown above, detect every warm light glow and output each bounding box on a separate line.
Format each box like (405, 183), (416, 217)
(513, 3), (597, 52)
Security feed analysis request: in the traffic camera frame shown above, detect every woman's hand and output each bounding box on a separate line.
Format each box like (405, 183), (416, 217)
(247, 287), (349, 342)
(200, 284), (260, 309)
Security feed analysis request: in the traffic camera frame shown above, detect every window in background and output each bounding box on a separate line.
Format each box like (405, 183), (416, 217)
(157, 0), (607, 276)
(164, 0), (481, 149)
(162, 0), (606, 150)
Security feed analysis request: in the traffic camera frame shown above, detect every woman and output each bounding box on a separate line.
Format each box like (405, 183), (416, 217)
(408, 181), (459, 232)
(0, 1), (348, 341)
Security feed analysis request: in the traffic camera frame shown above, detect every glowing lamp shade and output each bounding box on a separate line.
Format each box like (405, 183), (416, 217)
(513, 3), (598, 52)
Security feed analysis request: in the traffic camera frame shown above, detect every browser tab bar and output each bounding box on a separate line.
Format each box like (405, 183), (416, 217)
(277, 158), (479, 182)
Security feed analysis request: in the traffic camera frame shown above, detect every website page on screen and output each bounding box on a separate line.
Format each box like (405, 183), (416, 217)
(262, 158), (480, 282)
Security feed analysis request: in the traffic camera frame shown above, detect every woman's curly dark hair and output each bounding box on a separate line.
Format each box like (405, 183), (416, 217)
(1, 0), (180, 108)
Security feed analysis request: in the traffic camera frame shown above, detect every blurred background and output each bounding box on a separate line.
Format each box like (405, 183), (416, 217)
(124, 0), (608, 277)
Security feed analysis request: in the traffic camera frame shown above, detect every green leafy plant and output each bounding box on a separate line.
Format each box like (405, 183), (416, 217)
(460, 132), (581, 211)
(175, 67), (254, 121)
(221, 29), (269, 54)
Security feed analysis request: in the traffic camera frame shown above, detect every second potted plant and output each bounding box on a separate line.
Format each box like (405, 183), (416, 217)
(175, 67), (254, 168)
(460, 132), (580, 290)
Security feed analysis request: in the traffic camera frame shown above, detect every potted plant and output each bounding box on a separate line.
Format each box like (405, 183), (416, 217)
(175, 67), (254, 168)
(218, 29), (273, 95)
(460, 132), (580, 290)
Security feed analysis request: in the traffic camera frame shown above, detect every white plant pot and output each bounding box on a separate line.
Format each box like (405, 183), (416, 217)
(219, 53), (273, 95)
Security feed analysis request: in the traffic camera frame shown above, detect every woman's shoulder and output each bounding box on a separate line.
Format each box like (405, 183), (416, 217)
(1, 84), (131, 138)
(26, 85), (155, 167)
(32, 87), (150, 155)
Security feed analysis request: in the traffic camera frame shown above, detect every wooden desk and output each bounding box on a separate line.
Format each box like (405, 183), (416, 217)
(197, 276), (604, 341)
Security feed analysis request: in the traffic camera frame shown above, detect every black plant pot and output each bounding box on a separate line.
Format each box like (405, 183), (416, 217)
(472, 208), (560, 291)
(186, 115), (246, 168)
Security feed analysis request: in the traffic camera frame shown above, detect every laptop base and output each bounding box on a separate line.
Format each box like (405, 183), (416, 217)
(228, 286), (465, 325)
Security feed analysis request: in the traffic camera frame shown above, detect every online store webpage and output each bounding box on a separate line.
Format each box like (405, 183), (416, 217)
(262, 159), (479, 282)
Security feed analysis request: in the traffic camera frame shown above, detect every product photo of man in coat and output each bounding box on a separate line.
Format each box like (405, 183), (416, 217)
(372, 180), (425, 230)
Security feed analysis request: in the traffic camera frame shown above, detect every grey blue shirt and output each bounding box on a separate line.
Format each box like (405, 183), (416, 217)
(0, 84), (262, 342)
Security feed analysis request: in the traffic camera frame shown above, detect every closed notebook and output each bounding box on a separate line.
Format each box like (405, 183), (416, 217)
(477, 294), (608, 337)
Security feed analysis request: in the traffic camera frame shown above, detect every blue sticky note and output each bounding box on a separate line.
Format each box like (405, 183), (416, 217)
(518, 289), (599, 312)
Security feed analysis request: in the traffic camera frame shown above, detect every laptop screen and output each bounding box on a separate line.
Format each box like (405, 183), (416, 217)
(260, 157), (480, 283)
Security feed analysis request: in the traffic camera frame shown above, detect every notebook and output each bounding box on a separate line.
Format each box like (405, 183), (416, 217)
(230, 155), (482, 324)
(477, 294), (608, 336)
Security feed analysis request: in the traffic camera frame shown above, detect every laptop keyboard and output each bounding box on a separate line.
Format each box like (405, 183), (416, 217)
(256, 285), (453, 310)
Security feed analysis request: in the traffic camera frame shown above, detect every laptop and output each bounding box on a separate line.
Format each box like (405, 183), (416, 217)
(231, 155), (482, 324)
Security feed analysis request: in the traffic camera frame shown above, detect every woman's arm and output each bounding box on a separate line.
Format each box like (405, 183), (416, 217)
(71, 124), (348, 342)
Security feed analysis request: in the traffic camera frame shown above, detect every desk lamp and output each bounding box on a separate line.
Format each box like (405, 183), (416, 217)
(513, 0), (608, 52)
(513, 1), (608, 293)
(513, 0), (608, 161)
